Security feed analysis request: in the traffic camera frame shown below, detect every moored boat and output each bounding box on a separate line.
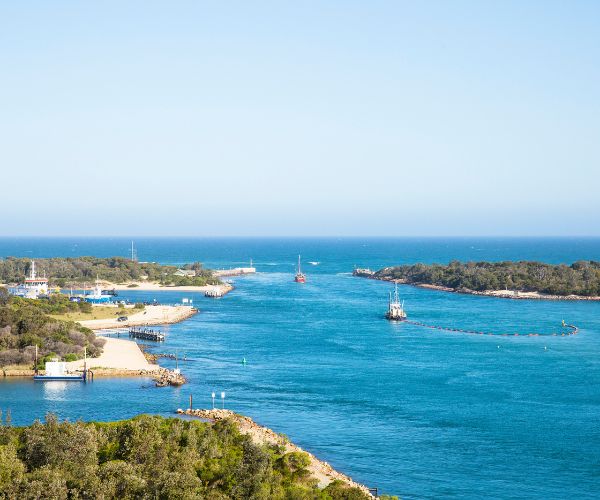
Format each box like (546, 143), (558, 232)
(33, 346), (87, 381)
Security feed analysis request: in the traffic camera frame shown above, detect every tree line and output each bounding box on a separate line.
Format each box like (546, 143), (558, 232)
(375, 260), (600, 296)
(0, 290), (103, 368)
(0, 413), (374, 499)
(0, 257), (221, 288)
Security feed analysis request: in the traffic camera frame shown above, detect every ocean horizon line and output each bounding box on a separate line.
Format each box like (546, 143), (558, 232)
(1, 235), (600, 240)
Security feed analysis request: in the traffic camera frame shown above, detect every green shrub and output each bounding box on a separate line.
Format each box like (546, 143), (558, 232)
(0, 296), (103, 367)
(0, 415), (371, 499)
(377, 260), (600, 297)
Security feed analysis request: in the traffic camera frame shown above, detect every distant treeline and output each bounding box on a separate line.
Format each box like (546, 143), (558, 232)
(0, 414), (373, 499)
(375, 260), (600, 296)
(0, 257), (221, 287)
(0, 290), (103, 368)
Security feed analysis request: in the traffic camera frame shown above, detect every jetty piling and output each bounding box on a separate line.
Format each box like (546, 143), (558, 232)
(205, 287), (225, 298)
(129, 326), (165, 342)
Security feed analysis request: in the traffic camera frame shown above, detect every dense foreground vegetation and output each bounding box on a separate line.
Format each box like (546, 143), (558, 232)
(0, 290), (102, 368)
(375, 260), (600, 296)
(0, 257), (220, 287)
(0, 414), (373, 499)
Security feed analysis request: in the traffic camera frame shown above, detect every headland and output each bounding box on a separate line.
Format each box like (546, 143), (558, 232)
(178, 408), (374, 497)
(354, 260), (600, 301)
(0, 413), (374, 499)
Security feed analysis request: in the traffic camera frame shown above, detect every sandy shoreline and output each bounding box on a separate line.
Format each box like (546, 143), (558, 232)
(178, 408), (374, 497)
(415, 282), (600, 301)
(79, 304), (197, 330)
(356, 274), (600, 301)
(107, 281), (234, 294)
(2, 305), (197, 378)
(2, 337), (160, 377)
(67, 336), (160, 372)
(66, 305), (198, 378)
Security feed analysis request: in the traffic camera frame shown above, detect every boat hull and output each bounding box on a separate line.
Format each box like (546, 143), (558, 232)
(385, 313), (407, 321)
(34, 375), (85, 381)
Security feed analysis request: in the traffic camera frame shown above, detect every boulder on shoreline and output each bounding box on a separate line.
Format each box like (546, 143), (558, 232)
(154, 368), (186, 387)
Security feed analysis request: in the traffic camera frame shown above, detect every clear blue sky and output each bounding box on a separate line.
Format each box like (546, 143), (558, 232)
(1, 1), (598, 236)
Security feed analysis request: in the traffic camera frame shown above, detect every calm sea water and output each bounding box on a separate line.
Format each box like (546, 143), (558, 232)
(1, 238), (599, 499)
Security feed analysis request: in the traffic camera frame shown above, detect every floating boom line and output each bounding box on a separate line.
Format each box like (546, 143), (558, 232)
(403, 321), (579, 337)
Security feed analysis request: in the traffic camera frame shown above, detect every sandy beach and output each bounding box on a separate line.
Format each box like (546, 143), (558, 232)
(66, 336), (159, 373)
(106, 281), (233, 294)
(1, 305), (199, 378)
(78, 304), (197, 330)
(415, 283), (600, 301)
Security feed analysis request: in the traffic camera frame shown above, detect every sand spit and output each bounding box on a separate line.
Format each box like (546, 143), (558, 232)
(177, 408), (374, 497)
(67, 336), (160, 372)
(106, 281), (234, 295)
(79, 305), (197, 330)
(3, 337), (160, 377)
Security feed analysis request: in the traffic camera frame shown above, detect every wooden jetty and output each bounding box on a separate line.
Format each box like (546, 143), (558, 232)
(129, 326), (165, 342)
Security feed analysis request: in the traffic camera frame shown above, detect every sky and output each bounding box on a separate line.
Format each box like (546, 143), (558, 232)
(0, 1), (598, 236)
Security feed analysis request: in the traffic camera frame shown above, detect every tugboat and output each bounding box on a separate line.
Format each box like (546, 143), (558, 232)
(294, 255), (306, 283)
(385, 283), (407, 321)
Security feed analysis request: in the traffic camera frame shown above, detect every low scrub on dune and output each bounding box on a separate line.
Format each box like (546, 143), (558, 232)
(0, 414), (371, 499)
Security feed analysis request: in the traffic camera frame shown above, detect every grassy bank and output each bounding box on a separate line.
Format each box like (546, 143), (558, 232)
(50, 305), (143, 323)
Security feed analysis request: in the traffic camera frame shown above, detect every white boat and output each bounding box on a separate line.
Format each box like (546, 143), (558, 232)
(83, 278), (113, 303)
(34, 346), (87, 381)
(385, 283), (407, 321)
(10, 260), (49, 299)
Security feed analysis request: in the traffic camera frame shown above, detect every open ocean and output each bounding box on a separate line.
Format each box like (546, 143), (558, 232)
(1, 237), (599, 499)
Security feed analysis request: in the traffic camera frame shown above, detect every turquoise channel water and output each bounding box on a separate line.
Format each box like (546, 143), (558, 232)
(1, 238), (599, 499)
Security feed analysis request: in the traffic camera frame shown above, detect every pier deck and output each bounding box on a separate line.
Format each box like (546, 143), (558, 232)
(129, 326), (165, 342)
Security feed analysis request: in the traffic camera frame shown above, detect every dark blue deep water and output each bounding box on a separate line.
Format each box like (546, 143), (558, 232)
(1, 238), (599, 499)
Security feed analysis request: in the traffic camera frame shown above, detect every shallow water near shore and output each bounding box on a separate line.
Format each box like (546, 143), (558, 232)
(1, 237), (600, 499)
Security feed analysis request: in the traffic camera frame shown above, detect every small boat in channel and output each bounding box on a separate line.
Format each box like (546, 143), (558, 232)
(385, 283), (407, 321)
(294, 255), (306, 283)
